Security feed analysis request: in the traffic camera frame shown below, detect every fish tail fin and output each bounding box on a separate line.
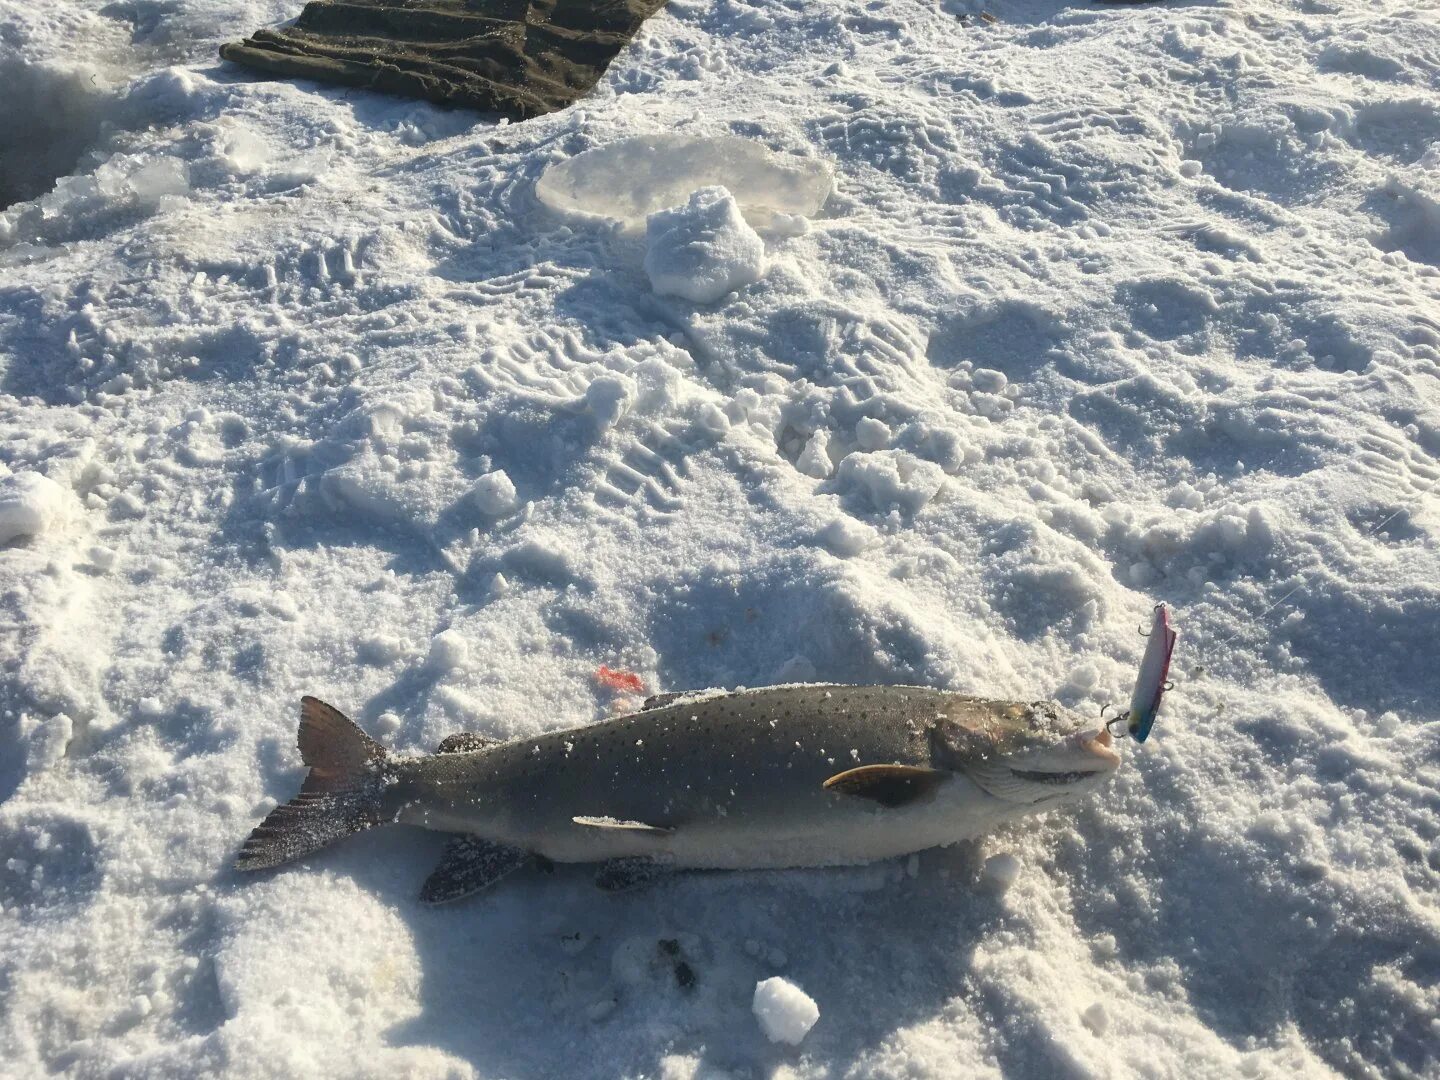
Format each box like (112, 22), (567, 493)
(235, 697), (391, 871)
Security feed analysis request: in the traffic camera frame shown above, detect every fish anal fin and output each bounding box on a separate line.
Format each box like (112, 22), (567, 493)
(436, 732), (499, 754)
(595, 856), (670, 892)
(572, 815), (673, 834)
(419, 835), (530, 905)
(822, 764), (948, 808)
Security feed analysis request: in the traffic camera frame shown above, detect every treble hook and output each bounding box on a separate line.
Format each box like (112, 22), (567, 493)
(1105, 710), (1133, 740)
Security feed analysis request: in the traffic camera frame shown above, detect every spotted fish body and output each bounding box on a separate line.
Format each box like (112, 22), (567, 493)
(237, 685), (1121, 901)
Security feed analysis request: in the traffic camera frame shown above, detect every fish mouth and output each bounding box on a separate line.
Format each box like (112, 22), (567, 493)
(1079, 725), (1121, 767)
(1005, 728), (1120, 785)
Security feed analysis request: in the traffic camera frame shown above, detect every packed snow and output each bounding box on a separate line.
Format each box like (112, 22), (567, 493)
(752, 977), (820, 1046)
(2, 0), (1440, 1078)
(645, 186), (768, 302)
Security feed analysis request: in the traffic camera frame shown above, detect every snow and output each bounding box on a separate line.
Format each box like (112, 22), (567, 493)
(1, 0), (1439, 1077)
(752, 976), (820, 1045)
(644, 186), (767, 303)
(0, 472), (79, 544)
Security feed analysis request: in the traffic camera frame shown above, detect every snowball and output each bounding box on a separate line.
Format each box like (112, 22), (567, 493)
(795, 430), (832, 478)
(752, 976), (819, 1045)
(536, 134), (831, 233)
(816, 517), (877, 557)
(981, 852), (1021, 892)
(834, 450), (945, 515)
(426, 630), (469, 673)
(644, 187), (766, 304)
(0, 473), (78, 545)
(585, 374), (636, 425)
(472, 470), (518, 515)
(26, 713), (73, 772)
(971, 368), (1008, 394)
(854, 417), (891, 450)
(1081, 1001), (1110, 1035)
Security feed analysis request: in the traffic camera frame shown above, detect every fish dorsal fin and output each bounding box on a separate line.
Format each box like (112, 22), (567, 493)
(436, 732), (500, 754)
(572, 815), (673, 834)
(823, 764), (948, 807)
(419, 835), (530, 905)
(642, 692), (685, 711)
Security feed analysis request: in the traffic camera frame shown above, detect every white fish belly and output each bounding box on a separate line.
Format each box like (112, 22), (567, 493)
(522, 775), (1016, 870)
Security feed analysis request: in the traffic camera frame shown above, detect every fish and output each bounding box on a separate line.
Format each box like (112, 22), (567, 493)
(235, 684), (1121, 903)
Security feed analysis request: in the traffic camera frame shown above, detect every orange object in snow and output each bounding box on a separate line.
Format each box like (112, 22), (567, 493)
(595, 665), (645, 693)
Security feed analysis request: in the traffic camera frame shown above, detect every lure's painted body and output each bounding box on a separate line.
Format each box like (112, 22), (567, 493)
(1128, 604), (1177, 742)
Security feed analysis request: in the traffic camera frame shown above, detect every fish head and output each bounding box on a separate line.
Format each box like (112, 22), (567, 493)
(933, 700), (1121, 806)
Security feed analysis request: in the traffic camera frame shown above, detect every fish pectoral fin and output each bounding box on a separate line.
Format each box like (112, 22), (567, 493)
(822, 764), (948, 808)
(595, 856), (671, 892)
(572, 815), (674, 834)
(435, 731), (500, 754)
(419, 835), (530, 905)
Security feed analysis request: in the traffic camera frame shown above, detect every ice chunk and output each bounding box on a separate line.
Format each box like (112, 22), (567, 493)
(0, 472), (78, 545)
(753, 977), (819, 1045)
(645, 187), (765, 304)
(127, 158), (189, 206)
(537, 134), (831, 233)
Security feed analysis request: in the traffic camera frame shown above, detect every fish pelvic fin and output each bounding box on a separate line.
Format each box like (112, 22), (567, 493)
(822, 764), (948, 807)
(235, 698), (391, 871)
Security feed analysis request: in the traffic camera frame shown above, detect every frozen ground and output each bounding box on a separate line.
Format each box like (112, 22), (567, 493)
(1, 0), (1439, 1076)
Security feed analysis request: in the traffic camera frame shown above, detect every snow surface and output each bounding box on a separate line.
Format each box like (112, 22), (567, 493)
(2, 0), (1440, 1077)
(752, 977), (820, 1045)
(645, 186), (768, 303)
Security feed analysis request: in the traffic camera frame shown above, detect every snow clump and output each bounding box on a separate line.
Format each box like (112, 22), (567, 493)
(472, 470), (518, 515)
(644, 186), (766, 303)
(0, 472), (79, 544)
(752, 976), (819, 1045)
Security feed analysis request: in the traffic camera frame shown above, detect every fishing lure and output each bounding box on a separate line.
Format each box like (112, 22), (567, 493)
(1124, 603), (1177, 742)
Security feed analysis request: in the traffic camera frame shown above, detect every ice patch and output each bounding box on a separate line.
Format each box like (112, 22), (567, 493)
(536, 134), (831, 233)
(752, 976), (819, 1045)
(644, 187), (766, 304)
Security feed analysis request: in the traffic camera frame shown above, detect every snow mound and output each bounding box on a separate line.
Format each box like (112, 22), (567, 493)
(644, 187), (766, 303)
(0, 473), (79, 545)
(752, 976), (819, 1045)
(536, 134), (831, 232)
